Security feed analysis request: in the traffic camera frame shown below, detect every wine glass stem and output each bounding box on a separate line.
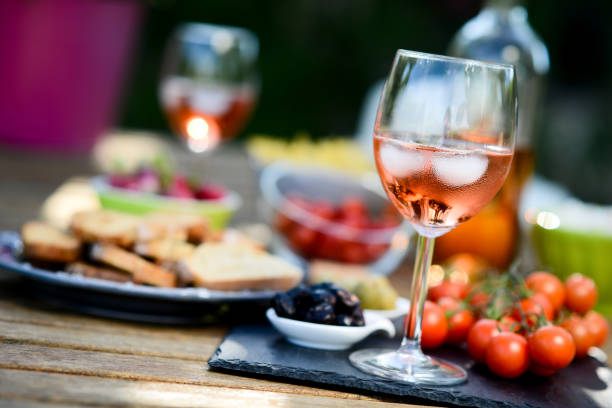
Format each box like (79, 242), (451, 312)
(399, 234), (435, 354)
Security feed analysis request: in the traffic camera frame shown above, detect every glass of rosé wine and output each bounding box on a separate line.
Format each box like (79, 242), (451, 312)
(159, 23), (259, 153)
(349, 50), (516, 385)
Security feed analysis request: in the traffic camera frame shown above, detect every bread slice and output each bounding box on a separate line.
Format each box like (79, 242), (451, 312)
(71, 210), (140, 248)
(157, 260), (194, 287)
(90, 244), (177, 288)
(209, 228), (265, 252)
(134, 239), (195, 262)
(66, 262), (132, 283)
(21, 221), (81, 263)
(138, 212), (208, 243)
(183, 243), (302, 291)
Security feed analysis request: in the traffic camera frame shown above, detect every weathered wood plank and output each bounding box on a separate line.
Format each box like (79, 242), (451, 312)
(0, 369), (422, 408)
(0, 343), (376, 400)
(0, 281), (227, 341)
(0, 400), (80, 408)
(0, 320), (216, 362)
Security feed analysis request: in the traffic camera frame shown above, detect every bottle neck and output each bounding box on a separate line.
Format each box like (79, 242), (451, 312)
(484, 0), (522, 8)
(482, 0), (528, 23)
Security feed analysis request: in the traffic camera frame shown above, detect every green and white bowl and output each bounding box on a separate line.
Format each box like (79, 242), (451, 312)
(531, 203), (612, 317)
(91, 176), (241, 231)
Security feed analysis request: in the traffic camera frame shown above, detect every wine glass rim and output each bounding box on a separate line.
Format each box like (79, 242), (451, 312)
(178, 22), (259, 46)
(396, 49), (515, 71)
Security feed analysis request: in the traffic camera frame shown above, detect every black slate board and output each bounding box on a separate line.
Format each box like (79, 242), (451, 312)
(208, 324), (612, 408)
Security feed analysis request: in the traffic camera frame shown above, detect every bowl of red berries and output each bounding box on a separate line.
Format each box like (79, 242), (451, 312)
(259, 162), (411, 274)
(91, 165), (241, 231)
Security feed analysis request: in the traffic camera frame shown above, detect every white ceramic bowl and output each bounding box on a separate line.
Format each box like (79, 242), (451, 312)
(258, 162), (411, 275)
(266, 308), (396, 350)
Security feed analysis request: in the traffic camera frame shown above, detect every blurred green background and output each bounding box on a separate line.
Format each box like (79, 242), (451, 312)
(118, 0), (612, 204)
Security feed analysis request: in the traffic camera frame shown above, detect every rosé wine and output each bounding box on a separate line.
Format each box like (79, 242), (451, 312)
(160, 78), (256, 152)
(374, 134), (512, 237)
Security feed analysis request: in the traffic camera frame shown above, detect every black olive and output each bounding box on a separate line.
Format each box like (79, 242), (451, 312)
(305, 303), (336, 324)
(287, 284), (312, 311)
(287, 284), (309, 300)
(351, 307), (365, 327)
(309, 289), (336, 306)
(310, 281), (336, 291)
(336, 314), (353, 326)
(332, 287), (360, 313)
(272, 293), (295, 318)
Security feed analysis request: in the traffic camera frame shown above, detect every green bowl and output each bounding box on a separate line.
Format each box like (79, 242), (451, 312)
(92, 176), (241, 231)
(532, 224), (612, 317)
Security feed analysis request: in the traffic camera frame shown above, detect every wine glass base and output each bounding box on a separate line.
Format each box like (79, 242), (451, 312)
(349, 348), (467, 386)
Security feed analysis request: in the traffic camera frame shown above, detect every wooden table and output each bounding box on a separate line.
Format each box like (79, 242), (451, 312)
(0, 142), (429, 408)
(0, 141), (609, 408)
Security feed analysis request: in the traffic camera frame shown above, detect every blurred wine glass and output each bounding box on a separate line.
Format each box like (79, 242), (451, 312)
(159, 23), (259, 153)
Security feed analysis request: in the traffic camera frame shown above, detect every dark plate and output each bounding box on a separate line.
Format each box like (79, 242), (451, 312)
(0, 231), (276, 324)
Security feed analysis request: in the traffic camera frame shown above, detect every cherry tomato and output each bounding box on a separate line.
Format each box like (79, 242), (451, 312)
(420, 300), (448, 349)
(313, 233), (342, 261)
(499, 315), (521, 334)
(467, 318), (508, 363)
(340, 213), (369, 229)
(561, 315), (594, 358)
(340, 242), (369, 264)
(341, 197), (368, 219)
(584, 310), (610, 347)
(289, 225), (318, 255)
(468, 289), (490, 310)
(530, 293), (554, 321)
(528, 326), (575, 371)
(310, 202), (336, 226)
(437, 297), (475, 345)
(525, 271), (566, 312)
(428, 281), (470, 301)
(565, 273), (597, 315)
(486, 332), (530, 378)
(437, 296), (460, 311)
(512, 294), (553, 326)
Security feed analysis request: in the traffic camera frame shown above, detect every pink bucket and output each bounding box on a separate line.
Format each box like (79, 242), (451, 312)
(0, 0), (143, 152)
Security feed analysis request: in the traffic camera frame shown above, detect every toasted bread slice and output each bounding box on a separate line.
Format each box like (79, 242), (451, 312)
(157, 260), (194, 287)
(183, 243), (302, 291)
(134, 239), (195, 263)
(71, 210), (140, 248)
(90, 244), (177, 288)
(210, 228), (265, 252)
(138, 212), (208, 243)
(21, 221), (81, 263)
(67, 262), (132, 283)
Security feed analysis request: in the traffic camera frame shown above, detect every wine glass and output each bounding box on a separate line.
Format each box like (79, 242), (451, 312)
(159, 23), (259, 153)
(349, 50), (517, 385)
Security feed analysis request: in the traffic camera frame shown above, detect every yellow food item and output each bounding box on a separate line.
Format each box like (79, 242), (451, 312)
(247, 134), (373, 175)
(309, 261), (398, 310)
(353, 277), (398, 310)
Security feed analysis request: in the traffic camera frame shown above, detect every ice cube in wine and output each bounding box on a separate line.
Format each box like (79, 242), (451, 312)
(374, 133), (513, 238)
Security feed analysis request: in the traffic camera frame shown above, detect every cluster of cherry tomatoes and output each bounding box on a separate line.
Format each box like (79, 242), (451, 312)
(275, 195), (401, 264)
(421, 270), (609, 378)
